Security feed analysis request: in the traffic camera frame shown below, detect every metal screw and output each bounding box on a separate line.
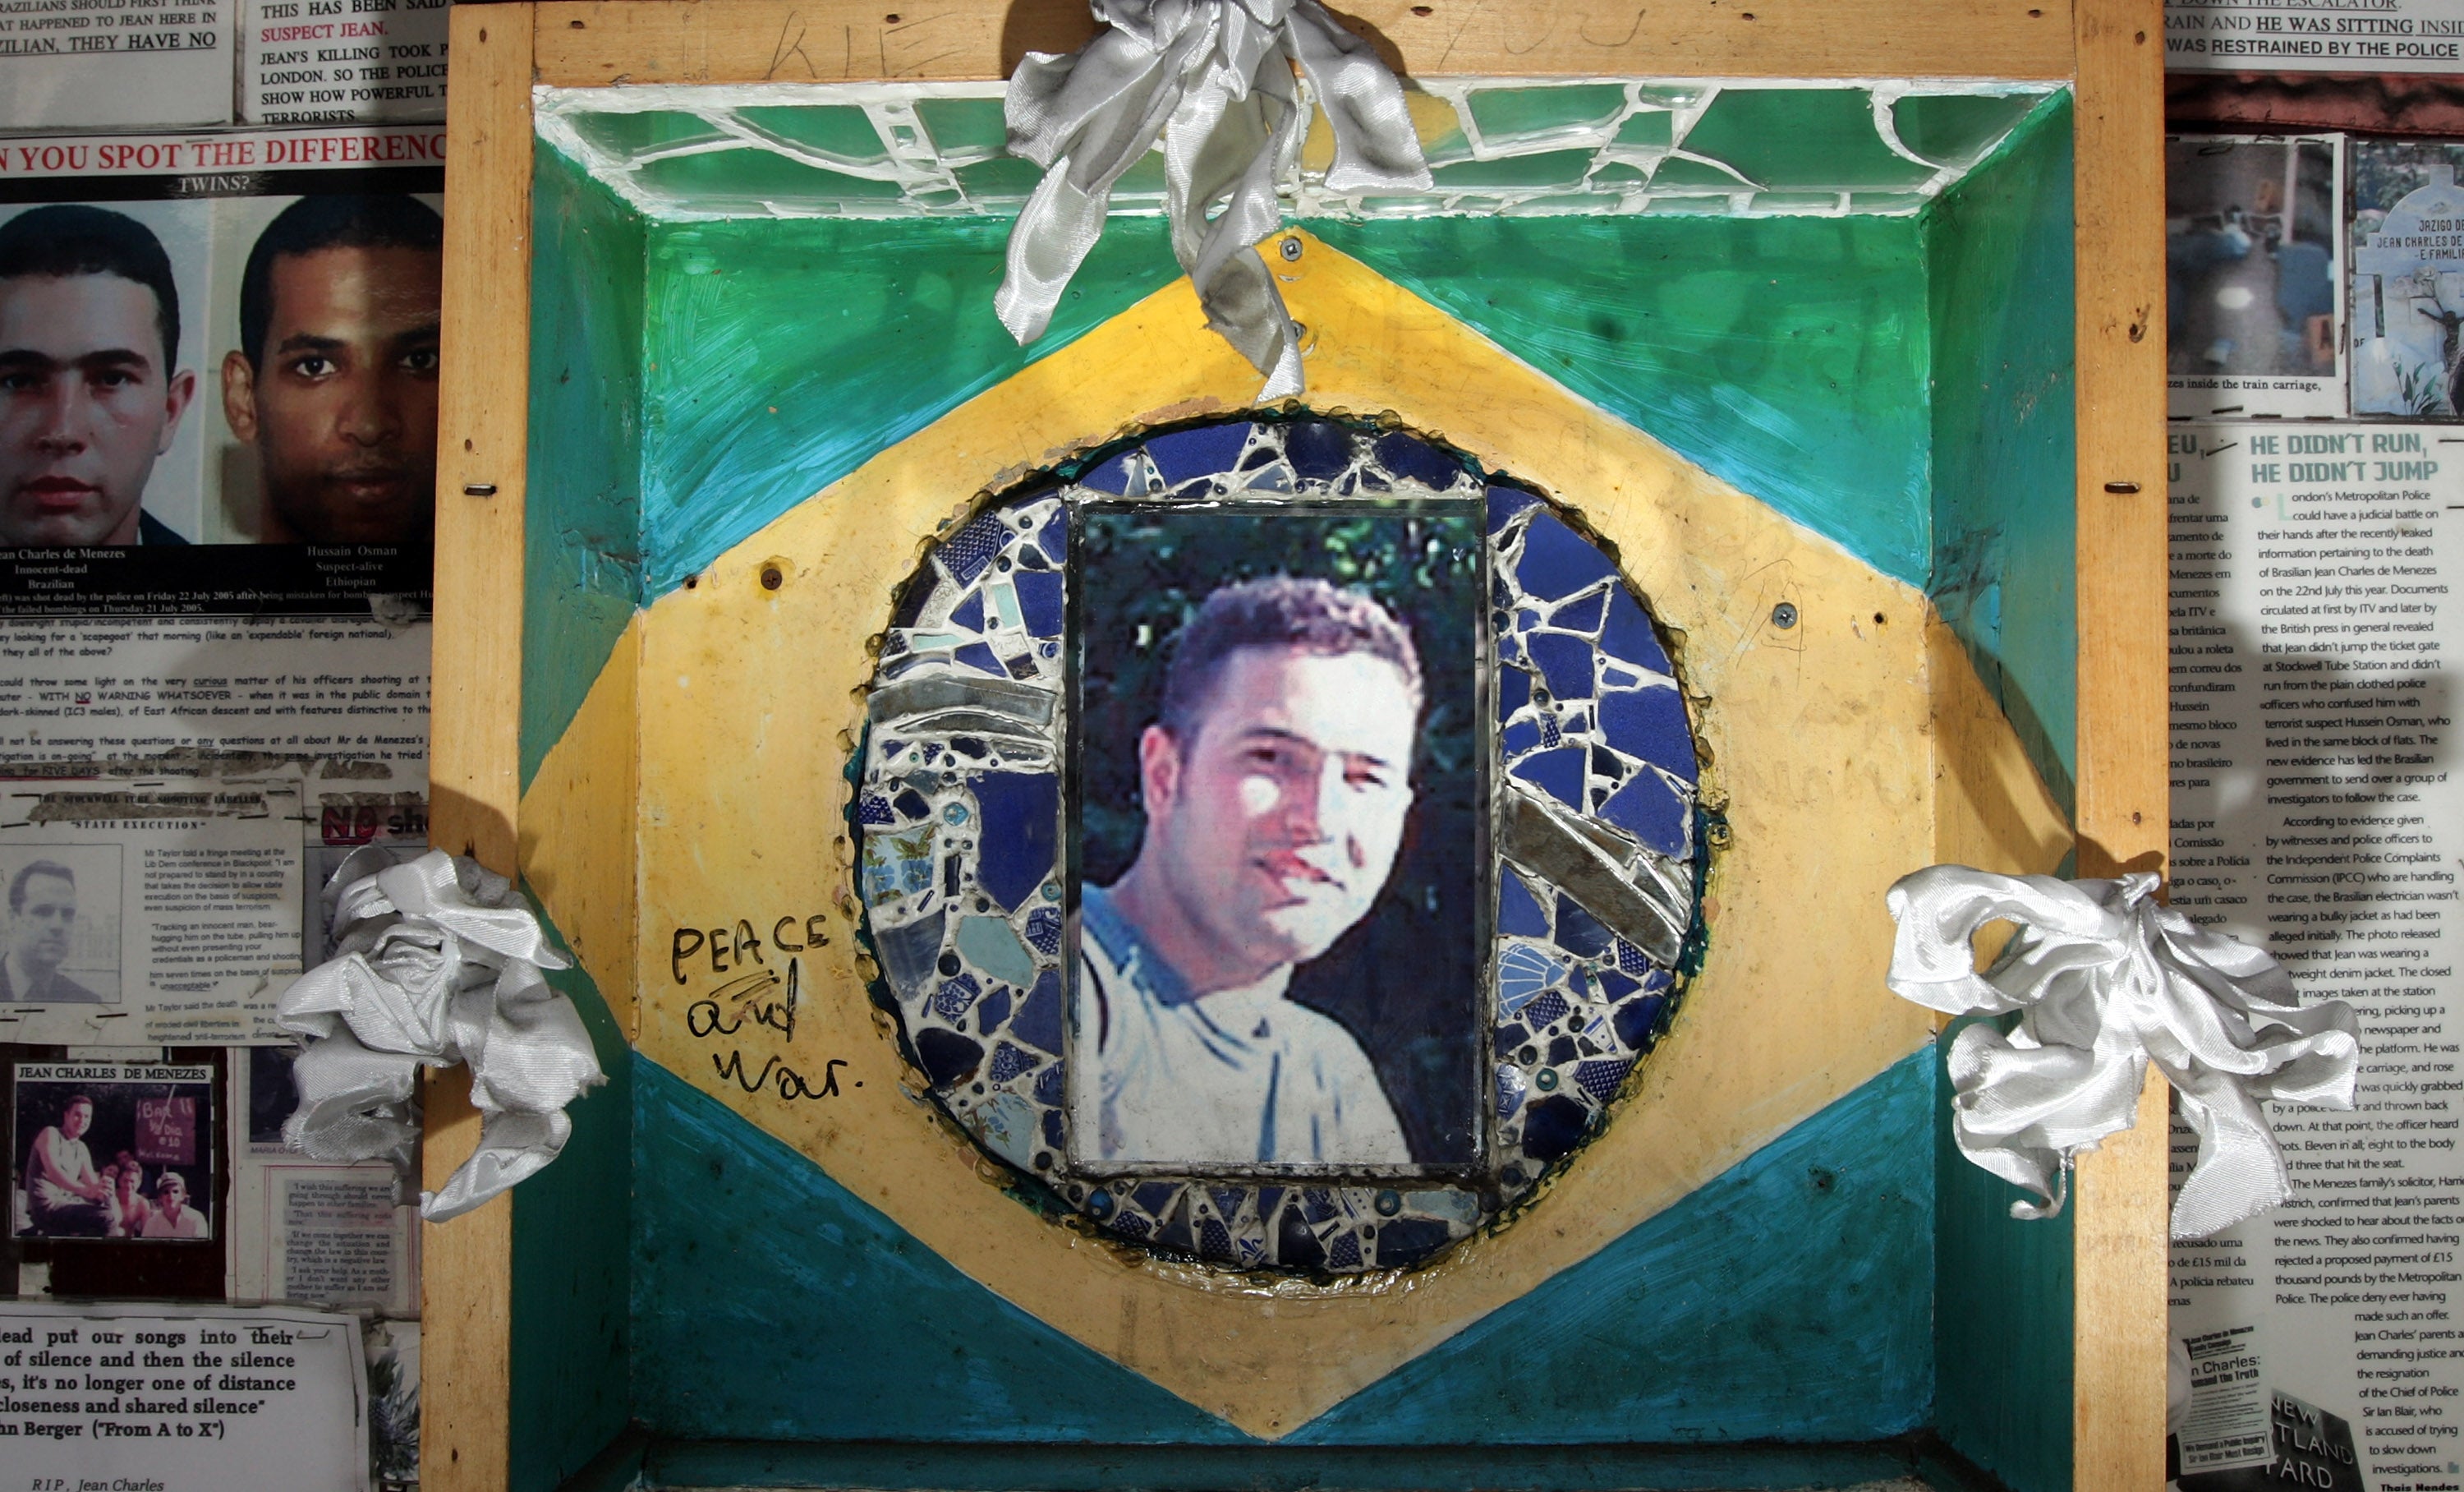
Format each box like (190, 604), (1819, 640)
(1771, 601), (1798, 629)
(1279, 237), (1303, 262)
(760, 564), (784, 591)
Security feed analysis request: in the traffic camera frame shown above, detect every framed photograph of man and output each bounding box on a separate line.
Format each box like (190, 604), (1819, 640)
(1068, 499), (1488, 1179)
(12, 1060), (215, 1242)
(0, 842), (123, 1006)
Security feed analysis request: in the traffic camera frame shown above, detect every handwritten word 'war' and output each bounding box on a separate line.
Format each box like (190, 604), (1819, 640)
(671, 914), (830, 983)
(680, 955), (856, 1102)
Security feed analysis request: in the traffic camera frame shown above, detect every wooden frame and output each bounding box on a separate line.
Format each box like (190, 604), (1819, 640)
(426, 1), (2168, 1486)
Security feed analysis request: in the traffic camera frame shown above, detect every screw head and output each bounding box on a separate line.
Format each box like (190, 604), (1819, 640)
(1771, 601), (1799, 629)
(1279, 237), (1303, 262)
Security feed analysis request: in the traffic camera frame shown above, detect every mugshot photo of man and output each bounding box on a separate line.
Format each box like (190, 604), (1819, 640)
(0, 858), (99, 1003)
(220, 194), (442, 545)
(1075, 575), (1430, 1170)
(0, 204), (195, 546)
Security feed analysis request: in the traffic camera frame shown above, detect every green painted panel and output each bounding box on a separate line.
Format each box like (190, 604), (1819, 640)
(735, 104), (889, 163)
(1932, 1020), (2075, 1492)
(524, 144), (645, 792)
(627, 1056), (1253, 1444)
(1466, 84), (1628, 143)
(1313, 214), (1937, 586)
(509, 903), (637, 1492)
(1680, 89), (1932, 190)
(1924, 93), (2077, 808)
(636, 214), (1180, 596)
(1289, 1051), (1935, 1445)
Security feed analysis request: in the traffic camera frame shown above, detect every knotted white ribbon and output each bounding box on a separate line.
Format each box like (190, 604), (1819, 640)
(1886, 867), (2361, 1240)
(996, 0), (1432, 398)
(275, 848), (605, 1223)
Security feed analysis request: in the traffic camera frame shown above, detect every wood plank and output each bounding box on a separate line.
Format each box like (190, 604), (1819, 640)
(2067, 0), (2169, 1485)
(425, 7), (535, 1492)
(532, 0), (2074, 87)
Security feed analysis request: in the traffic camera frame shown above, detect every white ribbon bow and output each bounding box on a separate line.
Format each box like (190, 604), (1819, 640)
(1886, 866), (2361, 1240)
(275, 848), (605, 1223)
(996, 0), (1432, 398)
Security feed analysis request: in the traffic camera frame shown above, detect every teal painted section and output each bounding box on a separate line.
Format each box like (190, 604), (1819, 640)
(629, 1052), (1936, 1448)
(635, 215), (1181, 597)
(1312, 214), (1937, 588)
(1922, 95), (2079, 811)
(627, 1055), (1253, 1444)
(1932, 1020), (2075, 1492)
(644, 1439), (1942, 1490)
(525, 144), (646, 793)
(509, 903), (637, 1492)
(1289, 1049), (1938, 1445)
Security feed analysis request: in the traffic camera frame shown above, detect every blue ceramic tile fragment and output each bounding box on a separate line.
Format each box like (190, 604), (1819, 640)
(1014, 969), (1062, 1054)
(1147, 423), (1253, 485)
(1498, 942), (1561, 1014)
(958, 914), (1037, 985)
(1553, 896), (1612, 960)
(1374, 1218), (1452, 1269)
(1023, 905), (1062, 957)
(1573, 1057), (1633, 1104)
(1013, 570), (1064, 638)
(1133, 1181), (1179, 1214)
(1209, 1186), (1245, 1218)
(1373, 431), (1463, 490)
(891, 787), (928, 820)
(1110, 1212), (1152, 1239)
(1524, 632), (1595, 702)
(1597, 768), (1688, 857)
(940, 513), (1008, 584)
(1598, 969), (1639, 1002)
(1519, 1094), (1588, 1161)
(913, 1027), (982, 1087)
(1328, 1232), (1363, 1269)
(871, 912), (944, 994)
(950, 591), (985, 632)
(1551, 588), (1607, 633)
(1515, 513), (1617, 602)
(1497, 662), (1531, 721)
(1199, 1218), (1236, 1260)
(1036, 509), (1067, 563)
(1302, 1188), (1340, 1223)
(1597, 588), (1673, 676)
(1599, 686), (1697, 783)
(1613, 993), (1667, 1051)
(1078, 450), (1138, 494)
(1524, 988), (1570, 1029)
(1284, 420), (1356, 481)
(1032, 1058), (1064, 1105)
(989, 1042), (1037, 1083)
(1615, 938), (1652, 976)
(977, 984), (1011, 1034)
(932, 972), (981, 1021)
(1043, 1107), (1064, 1147)
(1487, 483), (1540, 533)
(858, 794), (894, 825)
(970, 771), (1059, 912)
(1509, 745), (1586, 809)
(1497, 873), (1550, 937)
(1501, 717), (1543, 760)
(1496, 1064), (1527, 1118)
(954, 641), (1005, 677)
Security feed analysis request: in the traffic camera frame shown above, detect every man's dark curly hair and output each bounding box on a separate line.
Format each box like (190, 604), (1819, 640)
(1157, 575), (1423, 740)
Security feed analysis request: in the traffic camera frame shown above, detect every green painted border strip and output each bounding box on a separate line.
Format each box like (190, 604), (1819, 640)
(643, 1434), (1989, 1490)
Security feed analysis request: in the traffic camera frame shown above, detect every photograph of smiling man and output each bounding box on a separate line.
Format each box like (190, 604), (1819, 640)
(1070, 502), (1486, 1177)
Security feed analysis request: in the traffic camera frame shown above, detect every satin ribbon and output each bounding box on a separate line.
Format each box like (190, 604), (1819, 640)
(275, 848), (605, 1223)
(996, 0), (1431, 398)
(1887, 867), (2361, 1240)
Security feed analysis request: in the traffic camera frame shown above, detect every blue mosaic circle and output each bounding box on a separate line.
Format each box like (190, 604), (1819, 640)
(853, 416), (1707, 1274)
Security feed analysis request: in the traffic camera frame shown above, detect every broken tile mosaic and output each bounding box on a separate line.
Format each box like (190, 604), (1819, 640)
(853, 415), (1704, 1276)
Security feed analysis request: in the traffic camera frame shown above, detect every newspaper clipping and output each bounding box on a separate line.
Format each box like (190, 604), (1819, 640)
(2171, 135), (2347, 421)
(2168, 424), (2464, 1488)
(12, 1060), (214, 1242)
(2165, 0), (2464, 73)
